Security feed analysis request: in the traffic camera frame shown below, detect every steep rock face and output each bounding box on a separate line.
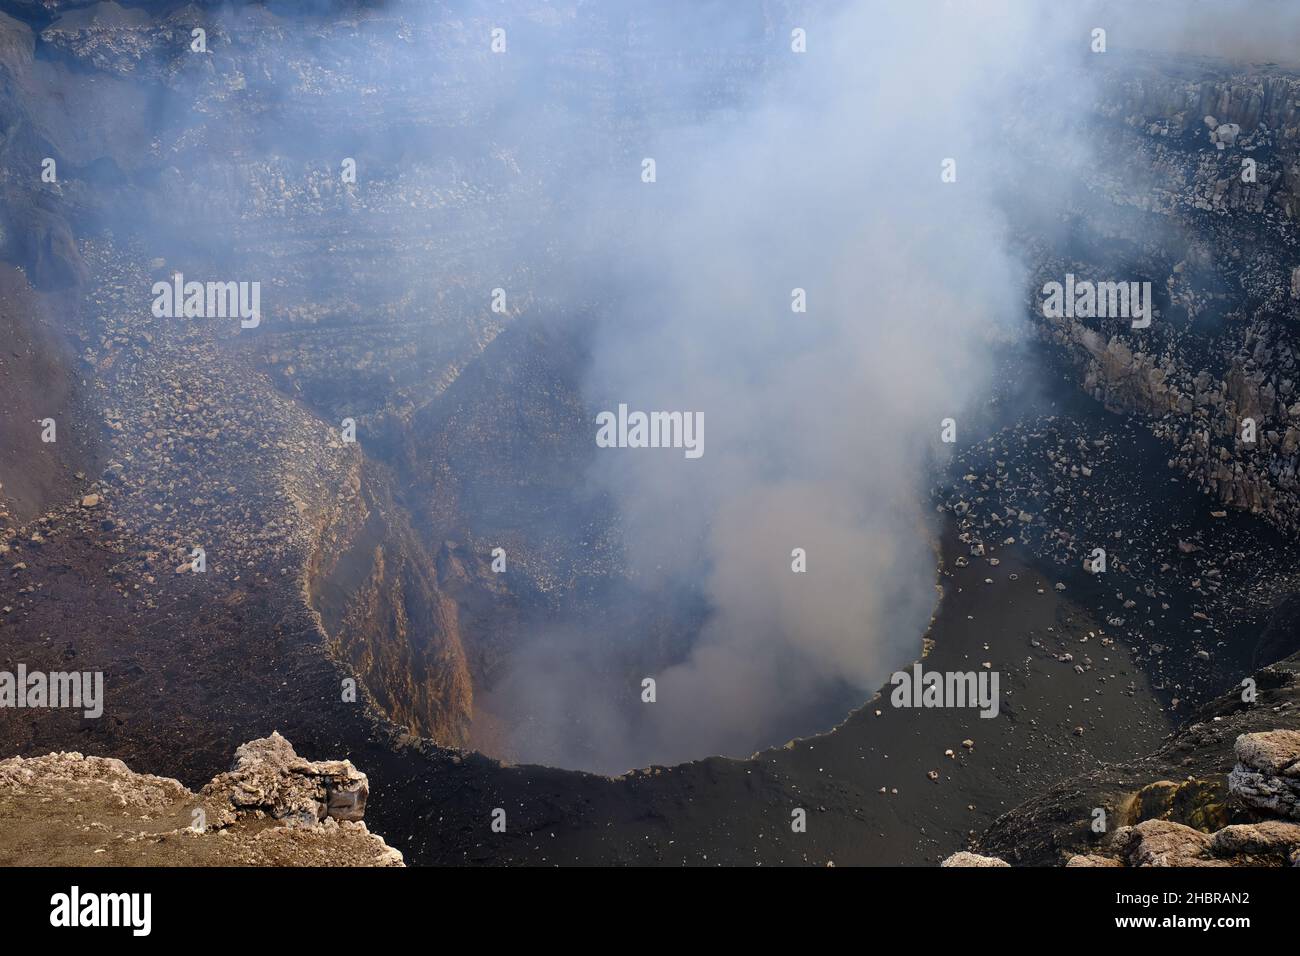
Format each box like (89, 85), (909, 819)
(0, 264), (101, 525)
(1095, 63), (1300, 171)
(0, 733), (403, 866)
(1026, 57), (1300, 530)
(0, 10), (90, 290)
(6, 198), (90, 290)
(306, 458), (473, 747)
(37, 2), (206, 79)
(1091, 61), (1300, 223)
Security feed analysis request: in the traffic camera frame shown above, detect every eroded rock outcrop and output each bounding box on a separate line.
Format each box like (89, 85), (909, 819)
(0, 733), (402, 866)
(1098, 815), (1300, 868)
(1227, 729), (1300, 820)
(1025, 58), (1300, 531)
(200, 731), (371, 826)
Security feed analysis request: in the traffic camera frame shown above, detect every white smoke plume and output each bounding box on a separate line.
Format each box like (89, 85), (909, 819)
(512, 0), (1092, 769)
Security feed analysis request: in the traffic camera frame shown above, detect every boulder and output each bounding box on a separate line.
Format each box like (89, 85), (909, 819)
(201, 731), (370, 825)
(1112, 820), (1223, 867)
(1209, 821), (1300, 863)
(1228, 730), (1300, 820)
(1213, 122), (1241, 147)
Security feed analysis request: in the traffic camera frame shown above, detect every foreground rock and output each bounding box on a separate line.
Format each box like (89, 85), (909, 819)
(1096, 816), (1300, 868)
(969, 732), (1300, 868)
(940, 851), (1010, 867)
(1228, 729), (1300, 820)
(970, 649), (1300, 866)
(1084, 732), (1300, 867)
(0, 733), (402, 866)
(201, 732), (371, 826)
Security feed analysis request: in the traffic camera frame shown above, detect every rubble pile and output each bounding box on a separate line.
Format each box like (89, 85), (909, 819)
(0, 732), (403, 866)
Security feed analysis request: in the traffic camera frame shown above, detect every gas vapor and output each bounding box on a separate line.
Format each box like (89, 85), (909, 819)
(522, 0), (1075, 769)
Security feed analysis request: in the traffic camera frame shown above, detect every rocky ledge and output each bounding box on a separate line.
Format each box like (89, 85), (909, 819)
(946, 729), (1300, 868)
(1067, 730), (1300, 867)
(0, 732), (403, 866)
